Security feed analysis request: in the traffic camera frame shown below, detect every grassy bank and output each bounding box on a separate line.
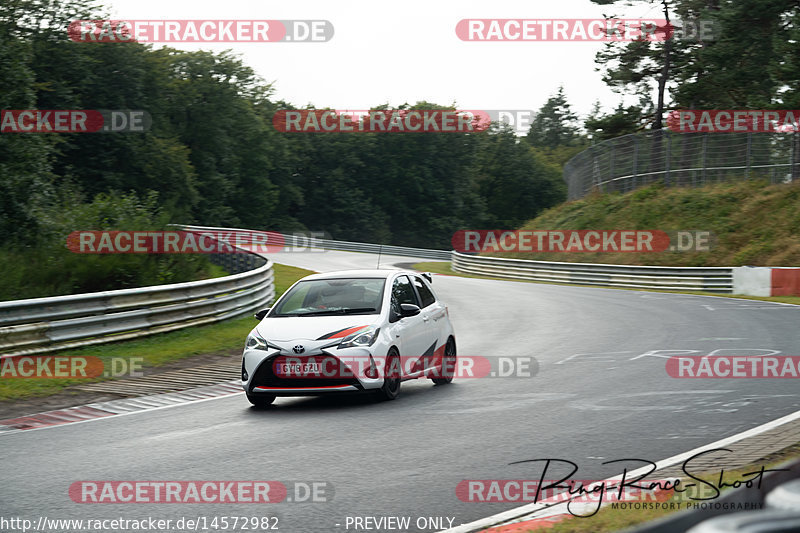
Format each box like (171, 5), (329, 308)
(490, 180), (800, 266)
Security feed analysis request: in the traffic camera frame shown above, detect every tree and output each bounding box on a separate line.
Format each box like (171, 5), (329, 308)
(672, 0), (798, 109)
(593, 0), (800, 113)
(585, 100), (649, 141)
(525, 86), (584, 149)
(476, 128), (565, 228)
(591, 0), (682, 130)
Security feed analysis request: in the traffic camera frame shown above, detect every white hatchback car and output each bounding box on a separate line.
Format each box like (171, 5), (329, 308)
(241, 269), (456, 407)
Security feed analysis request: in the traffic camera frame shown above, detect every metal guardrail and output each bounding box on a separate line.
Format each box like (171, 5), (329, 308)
(310, 237), (450, 260)
(451, 251), (734, 293)
(0, 223), (452, 359)
(0, 233), (274, 359)
(178, 224), (452, 261)
(0, 223), (741, 358)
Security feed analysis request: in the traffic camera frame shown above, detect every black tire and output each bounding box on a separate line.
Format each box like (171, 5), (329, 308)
(375, 350), (401, 401)
(247, 392), (276, 407)
(432, 338), (456, 385)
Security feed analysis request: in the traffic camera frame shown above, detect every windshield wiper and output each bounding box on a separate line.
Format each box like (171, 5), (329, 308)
(291, 308), (347, 316)
(290, 307), (377, 316)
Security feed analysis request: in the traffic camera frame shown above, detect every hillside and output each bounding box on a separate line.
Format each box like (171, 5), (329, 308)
(489, 179), (800, 267)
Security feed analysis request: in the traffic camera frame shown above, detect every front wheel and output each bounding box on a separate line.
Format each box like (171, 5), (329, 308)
(375, 350), (401, 401)
(247, 392), (276, 408)
(432, 338), (456, 385)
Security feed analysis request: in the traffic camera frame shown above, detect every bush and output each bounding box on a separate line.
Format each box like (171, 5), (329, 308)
(0, 189), (218, 300)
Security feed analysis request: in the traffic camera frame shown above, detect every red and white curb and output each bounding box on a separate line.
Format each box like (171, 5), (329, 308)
(734, 266), (800, 297)
(0, 380), (242, 435)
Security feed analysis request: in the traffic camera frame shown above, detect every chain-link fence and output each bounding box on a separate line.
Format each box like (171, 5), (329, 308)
(564, 130), (800, 200)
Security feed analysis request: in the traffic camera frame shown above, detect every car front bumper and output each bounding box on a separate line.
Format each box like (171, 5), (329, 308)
(242, 346), (385, 396)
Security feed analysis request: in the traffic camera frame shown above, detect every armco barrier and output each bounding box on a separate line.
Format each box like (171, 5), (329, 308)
(0, 234), (274, 359)
(176, 224), (452, 261)
(183, 227), (800, 296)
(451, 251), (735, 293)
(1, 226), (793, 359)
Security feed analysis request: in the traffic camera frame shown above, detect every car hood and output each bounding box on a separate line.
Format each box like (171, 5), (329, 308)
(256, 315), (378, 343)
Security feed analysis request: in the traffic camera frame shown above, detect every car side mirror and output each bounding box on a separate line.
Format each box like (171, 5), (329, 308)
(400, 303), (421, 317)
(254, 308), (271, 320)
(421, 272), (432, 283)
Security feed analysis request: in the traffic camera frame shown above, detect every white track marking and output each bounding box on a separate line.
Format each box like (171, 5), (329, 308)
(443, 407), (800, 533)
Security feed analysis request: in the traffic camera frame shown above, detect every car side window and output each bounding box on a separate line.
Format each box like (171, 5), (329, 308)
(412, 276), (436, 308)
(391, 275), (418, 316)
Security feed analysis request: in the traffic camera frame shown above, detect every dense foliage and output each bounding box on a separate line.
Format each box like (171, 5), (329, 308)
(0, 0), (564, 258)
(587, 0), (800, 135)
(2, 0), (799, 298)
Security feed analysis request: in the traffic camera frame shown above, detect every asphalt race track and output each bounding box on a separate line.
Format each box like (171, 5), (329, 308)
(3, 250), (800, 533)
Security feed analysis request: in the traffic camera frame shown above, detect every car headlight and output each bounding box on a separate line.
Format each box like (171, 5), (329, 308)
(338, 326), (380, 349)
(245, 331), (269, 351)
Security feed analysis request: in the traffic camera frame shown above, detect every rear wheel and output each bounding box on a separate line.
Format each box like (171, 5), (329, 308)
(247, 392), (276, 408)
(432, 338), (456, 385)
(375, 350), (401, 401)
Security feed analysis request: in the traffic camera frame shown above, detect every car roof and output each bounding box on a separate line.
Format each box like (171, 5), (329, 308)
(300, 269), (420, 281)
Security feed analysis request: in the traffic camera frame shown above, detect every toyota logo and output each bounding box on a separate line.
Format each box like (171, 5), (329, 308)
(293, 345), (305, 354)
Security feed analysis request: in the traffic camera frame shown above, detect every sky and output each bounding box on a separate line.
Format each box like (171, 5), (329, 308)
(100, 0), (659, 121)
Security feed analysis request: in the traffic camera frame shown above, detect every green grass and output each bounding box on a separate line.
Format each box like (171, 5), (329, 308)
(0, 263), (315, 402)
(494, 180), (800, 267)
(272, 263), (315, 296)
(412, 261), (800, 306)
(206, 263), (230, 278)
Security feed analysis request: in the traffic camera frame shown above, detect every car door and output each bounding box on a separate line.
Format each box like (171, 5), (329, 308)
(388, 275), (429, 371)
(410, 274), (446, 370)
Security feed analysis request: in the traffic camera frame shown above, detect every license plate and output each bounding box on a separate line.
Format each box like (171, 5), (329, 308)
(277, 362), (320, 376)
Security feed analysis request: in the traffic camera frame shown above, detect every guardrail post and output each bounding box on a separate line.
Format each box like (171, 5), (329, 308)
(664, 129), (671, 187)
(746, 132), (752, 179)
(701, 133), (708, 186)
(632, 135), (638, 190)
(609, 143), (615, 191)
(592, 146), (601, 194)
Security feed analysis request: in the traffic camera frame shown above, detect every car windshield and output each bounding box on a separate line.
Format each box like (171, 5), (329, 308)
(271, 278), (386, 317)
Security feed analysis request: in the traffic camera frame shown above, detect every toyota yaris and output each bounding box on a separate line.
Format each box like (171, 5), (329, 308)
(241, 269), (456, 407)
